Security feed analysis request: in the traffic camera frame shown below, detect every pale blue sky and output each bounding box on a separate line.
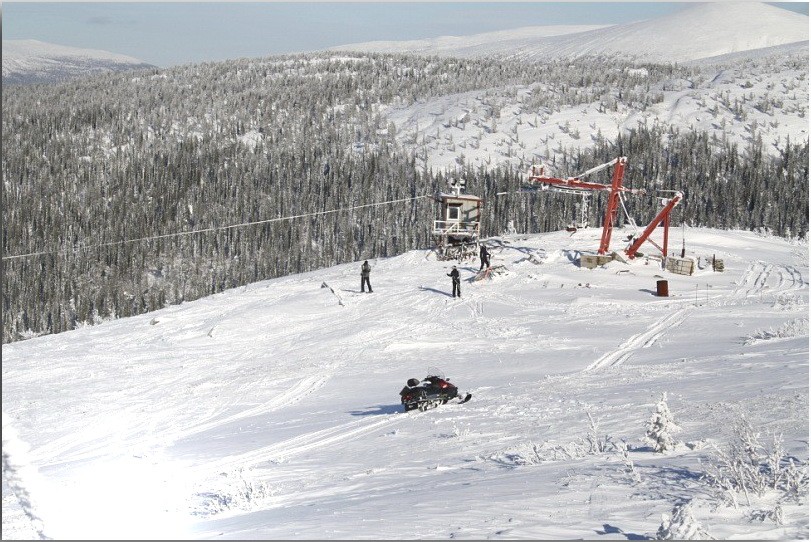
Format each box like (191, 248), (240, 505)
(3, 2), (808, 68)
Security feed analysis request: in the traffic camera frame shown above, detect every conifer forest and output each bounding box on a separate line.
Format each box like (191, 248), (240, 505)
(2, 52), (808, 343)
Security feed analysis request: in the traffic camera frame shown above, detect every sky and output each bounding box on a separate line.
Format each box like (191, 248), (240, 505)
(2, 1), (808, 68)
(3, 226), (808, 539)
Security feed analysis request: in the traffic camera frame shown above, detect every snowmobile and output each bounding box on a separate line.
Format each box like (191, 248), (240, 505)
(399, 369), (472, 412)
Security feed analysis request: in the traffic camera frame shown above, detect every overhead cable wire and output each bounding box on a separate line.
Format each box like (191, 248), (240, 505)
(2, 194), (433, 261)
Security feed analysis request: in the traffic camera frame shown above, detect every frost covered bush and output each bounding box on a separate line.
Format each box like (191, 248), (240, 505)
(494, 438), (600, 465)
(645, 393), (681, 453)
(492, 441), (552, 465)
(700, 418), (809, 511)
(190, 468), (272, 517)
(616, 439), (642, 484)
(773, 293), (805, 311)
(655, 500), (714, 540)
(749, 503), (784, 525)
(491, 410), (615, 465)
(584, 410), (614, 454)
(744, 317), (808, 345)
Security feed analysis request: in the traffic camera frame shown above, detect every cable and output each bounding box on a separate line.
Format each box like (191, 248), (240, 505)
(618, 193), (640, 233)
(2, 194), (433, 261)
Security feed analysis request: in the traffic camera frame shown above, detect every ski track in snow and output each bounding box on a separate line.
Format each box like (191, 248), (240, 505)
(585, 308), (689, 371)
(194, 413), (405, 475)
(731, 261), (805, 299)
(584, 258), (807, 373)
(167, 374), (329, 441)
(3, 229), (808, 540)
(31, 374), (329, 467)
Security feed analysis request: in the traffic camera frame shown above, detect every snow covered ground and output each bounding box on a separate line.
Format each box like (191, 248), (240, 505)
(2, 226), (808, 540)
(2, 39), (154, 85)
(338, 2), (809, 173)
(376, 42), (808, 173)
(330, 2), (808, 64)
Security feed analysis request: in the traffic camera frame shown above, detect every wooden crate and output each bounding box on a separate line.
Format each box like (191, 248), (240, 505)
(665, 256), (695, 276)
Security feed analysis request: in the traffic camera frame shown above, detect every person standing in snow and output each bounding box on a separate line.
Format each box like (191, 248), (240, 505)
(479, 243), (491, 270)
(447, 265), (461, 298)
(361, 260), (373, 293)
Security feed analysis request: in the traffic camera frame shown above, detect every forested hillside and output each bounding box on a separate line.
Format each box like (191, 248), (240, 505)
(2, 52), (808, 343)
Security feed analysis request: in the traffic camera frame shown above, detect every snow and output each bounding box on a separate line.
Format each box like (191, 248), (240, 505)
(2, 39), (153, 84)
(2, 1), (808, 538)
(330, 2), (808, 64)
(2, 226), (808, 540)
(2, 39), (147, 70)
(237, 129), (264, 151)
(328, 24), (610, 57)
(330, 2), (808, 174)
(375, 38), (808, 173)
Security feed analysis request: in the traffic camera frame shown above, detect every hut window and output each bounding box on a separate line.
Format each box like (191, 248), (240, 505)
(447, 204), (461, 221)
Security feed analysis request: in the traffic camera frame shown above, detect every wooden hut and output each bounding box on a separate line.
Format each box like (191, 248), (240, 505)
(432, 191), (483, 249)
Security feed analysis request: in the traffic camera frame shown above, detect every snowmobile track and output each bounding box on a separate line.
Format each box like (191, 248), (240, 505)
(32, 374), (330, 466)
(585, 308), (688, 371)
(732, 262), (804, 299)
(194, 413), (405, 475)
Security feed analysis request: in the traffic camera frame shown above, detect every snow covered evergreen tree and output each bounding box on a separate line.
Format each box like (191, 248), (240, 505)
(645, 392), (681, 453)
(656, 500), (713, 540)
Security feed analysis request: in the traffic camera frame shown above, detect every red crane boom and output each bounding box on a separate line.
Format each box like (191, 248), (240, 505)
(526, 156), (682, 260)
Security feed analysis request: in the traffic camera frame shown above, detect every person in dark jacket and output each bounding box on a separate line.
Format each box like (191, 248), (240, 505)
(479, 244), (491, 270)
(361, 260), (373, 293)
(447, 265), (461, 298)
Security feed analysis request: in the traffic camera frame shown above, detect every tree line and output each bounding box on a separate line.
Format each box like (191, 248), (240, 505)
(2, 52), (807, 343)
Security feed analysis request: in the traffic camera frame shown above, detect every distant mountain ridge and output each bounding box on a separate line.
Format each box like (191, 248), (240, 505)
(329, 2), (809, 63)
(2, 39), (155, 85)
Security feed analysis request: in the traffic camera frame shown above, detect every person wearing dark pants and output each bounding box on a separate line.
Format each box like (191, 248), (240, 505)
(479, 244), (491, 270)
(361, 260), (373, 293)
(447, 265), (461, 298)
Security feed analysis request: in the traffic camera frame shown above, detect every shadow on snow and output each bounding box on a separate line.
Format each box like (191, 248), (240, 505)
(594, 523), (652, 540)
(349, 404), (403, 416)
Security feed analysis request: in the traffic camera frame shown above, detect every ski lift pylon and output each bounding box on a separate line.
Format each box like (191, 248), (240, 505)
(526, 156), (683, 260)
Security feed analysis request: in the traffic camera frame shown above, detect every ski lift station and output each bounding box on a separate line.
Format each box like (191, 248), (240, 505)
(432, 177), (482, 252)
(428, 156), (693, 277)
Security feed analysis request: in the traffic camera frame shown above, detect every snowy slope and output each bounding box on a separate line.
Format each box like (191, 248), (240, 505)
(330, 2), (808, 63)
(2, 227), (808, 540)
(326, 1), (809, 173)
(2, 39), (155, 85)
(327, 24), (609, 57)
(376, 43), (808, 172)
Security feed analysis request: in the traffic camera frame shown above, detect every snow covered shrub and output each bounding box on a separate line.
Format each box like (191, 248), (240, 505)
(441, 421), (470, 439)
(616, 439), (642, 484)
(744, 317), (808, 345)
(492, 410), (616, 465)
(542, 409), (616, 460)
(498, 439), (596, 464)
(585, 410), (614, 454)
(1, 412), (49, 539)
(700, 418), (809, 509)
(655, 500), (713, 540)
(491, 441), (550, 466)
(190, 468), (272, 517)
(645, 393), (681, 453)
(749, 503), (784, 525)
(773, 293), (805, 311)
